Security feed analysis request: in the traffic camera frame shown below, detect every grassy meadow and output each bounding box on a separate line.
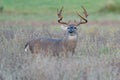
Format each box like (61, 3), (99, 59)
(0, 0), (120, 80)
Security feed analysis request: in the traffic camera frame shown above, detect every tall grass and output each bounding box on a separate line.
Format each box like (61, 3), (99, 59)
(0, 24), (120, 80)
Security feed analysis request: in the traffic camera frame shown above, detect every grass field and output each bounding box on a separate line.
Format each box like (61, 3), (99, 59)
(0, 0), (120, 80)
(0, 0), (120, 21)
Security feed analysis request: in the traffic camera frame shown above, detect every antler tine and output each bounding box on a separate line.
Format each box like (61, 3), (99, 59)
(81, 6), (88, 17)
(75, 6), (88, 26)
(57, 7), (69, 25)
(57, 6), (64, 18)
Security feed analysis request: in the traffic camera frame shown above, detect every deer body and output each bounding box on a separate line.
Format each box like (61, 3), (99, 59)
(25, 26), (78, 56)
(24, 6), (88, 56)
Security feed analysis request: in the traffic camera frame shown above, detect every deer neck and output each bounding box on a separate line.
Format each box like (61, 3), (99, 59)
(62, 32), (78, 43)
(60, 32), (78, 51)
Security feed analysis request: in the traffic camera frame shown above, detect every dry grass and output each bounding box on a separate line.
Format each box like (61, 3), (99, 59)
(0, 23), (120, 80)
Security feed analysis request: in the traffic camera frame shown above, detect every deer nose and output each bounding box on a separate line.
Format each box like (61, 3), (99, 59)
(69, 29), (74, 33)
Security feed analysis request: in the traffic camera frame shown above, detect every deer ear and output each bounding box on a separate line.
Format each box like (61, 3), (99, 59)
(60, 25), (67, 31)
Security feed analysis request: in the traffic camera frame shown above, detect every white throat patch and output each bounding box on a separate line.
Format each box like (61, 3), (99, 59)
(68, 35), (77, 40)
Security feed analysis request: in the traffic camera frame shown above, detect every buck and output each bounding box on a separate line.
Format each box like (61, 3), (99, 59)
(24, 6), (88, 56)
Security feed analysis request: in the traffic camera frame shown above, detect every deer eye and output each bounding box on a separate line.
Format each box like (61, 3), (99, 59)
(74, 27), (77, 29)
(67, 27), (70, 29)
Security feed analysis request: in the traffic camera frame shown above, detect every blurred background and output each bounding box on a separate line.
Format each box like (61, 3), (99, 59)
(0, 0), (120, 21)
(0, 0), (120, 80)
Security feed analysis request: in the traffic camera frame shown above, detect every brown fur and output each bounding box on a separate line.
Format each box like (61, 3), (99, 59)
(24, 35), (77, 56)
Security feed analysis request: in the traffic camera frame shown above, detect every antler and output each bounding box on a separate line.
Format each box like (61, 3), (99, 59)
(57, 7), (69, 25)
(75, 6), (88, 26)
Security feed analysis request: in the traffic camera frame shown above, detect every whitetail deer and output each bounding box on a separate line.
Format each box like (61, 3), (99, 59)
(24, 6), (88, 56)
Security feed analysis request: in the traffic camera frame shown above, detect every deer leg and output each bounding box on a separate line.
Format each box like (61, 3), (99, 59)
(53, 52), (56, 56)
(72, 49), (75, 56)
(53, 51), (59, 57)
(56, 52), (59, 57)
(64, 50), (68, 57)
(34, 48), (39, 54)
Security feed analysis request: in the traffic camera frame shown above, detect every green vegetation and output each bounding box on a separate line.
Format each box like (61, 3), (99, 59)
(0, 0), (120, 21)
(1, 0), (120, 13)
